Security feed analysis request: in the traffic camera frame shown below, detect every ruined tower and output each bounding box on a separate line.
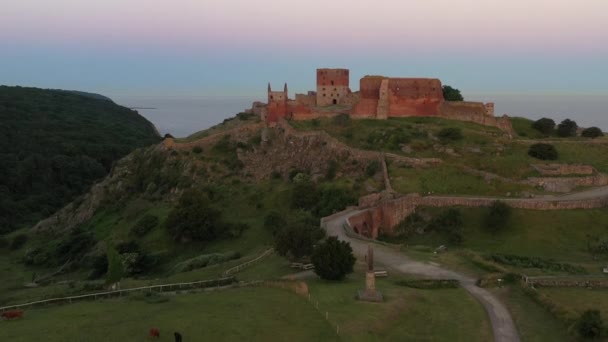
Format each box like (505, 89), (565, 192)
(267, 83), (289, 122)
(316, 68), (350, 106)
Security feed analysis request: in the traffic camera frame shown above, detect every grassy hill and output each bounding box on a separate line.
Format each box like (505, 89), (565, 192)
(2, 110), (608, 340)
(0, 86), (160, 232)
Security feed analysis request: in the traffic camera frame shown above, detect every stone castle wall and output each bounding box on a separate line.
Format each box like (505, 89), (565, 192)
(316, 68), (350, 106)
(439, 102), (515, 135)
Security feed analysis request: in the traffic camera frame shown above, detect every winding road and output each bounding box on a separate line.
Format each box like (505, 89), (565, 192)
(323, 210), (520, 342)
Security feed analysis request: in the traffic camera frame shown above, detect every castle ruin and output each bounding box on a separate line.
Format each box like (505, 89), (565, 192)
(264, 68), (512, 134)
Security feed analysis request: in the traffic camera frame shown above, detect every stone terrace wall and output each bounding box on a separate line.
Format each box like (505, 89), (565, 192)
(350, 192), (608, 237)
(532, 164), (595, 176)
(439, 102), (515, 135)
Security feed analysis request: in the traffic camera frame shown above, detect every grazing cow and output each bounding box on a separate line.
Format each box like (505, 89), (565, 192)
(174, 332), (183, 342)
(149, 328), (160, 338)
(1, 310), (24, 320)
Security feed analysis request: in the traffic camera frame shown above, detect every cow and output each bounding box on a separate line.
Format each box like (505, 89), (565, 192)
(149, 328), (160, 338)
(1, 310), (24, 320)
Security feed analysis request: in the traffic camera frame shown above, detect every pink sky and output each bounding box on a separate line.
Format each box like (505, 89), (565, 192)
(2, 0), (607, 54)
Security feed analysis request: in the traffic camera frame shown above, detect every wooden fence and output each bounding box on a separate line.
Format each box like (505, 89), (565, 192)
(0, 276), (236, 312)
(223, 248), (274, 276)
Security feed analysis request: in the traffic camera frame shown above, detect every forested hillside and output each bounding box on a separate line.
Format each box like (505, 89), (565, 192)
(0, 86), (160, 233)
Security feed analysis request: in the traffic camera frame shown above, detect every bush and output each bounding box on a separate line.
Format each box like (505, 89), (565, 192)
(484, 201), (511, 233)
(528, 143), (558, 160)
(274, 223), (324, 260)
(582, 127), (604, 139)
(311, 236), (356, 281)
(236, 112), (254, 120)
(577, 310), (603, 339)
(130, 214), (159, 237)
(442, 85), (463, 101)
(437, 128), (463, 143)
(10, 234), (28, 250)
(264, 211), (286, 236)
(487, 254), (586, 274)
(311, 119), (320, 127)
(556, 119), (578, 137)
(325, 160), (338, 180)
(192, 146), (203, 154)
(531, 118), (556, 135)
(366, 160), (381, 177)
(0, 237), (8, 249)
(429, 208), (464, 244)
(165, 189), (227, 243)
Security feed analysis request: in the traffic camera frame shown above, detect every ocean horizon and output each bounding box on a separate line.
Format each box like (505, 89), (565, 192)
(112, 93), (607, 138)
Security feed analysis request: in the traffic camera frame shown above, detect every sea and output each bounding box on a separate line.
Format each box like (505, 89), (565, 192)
(112, 94), (607, 138)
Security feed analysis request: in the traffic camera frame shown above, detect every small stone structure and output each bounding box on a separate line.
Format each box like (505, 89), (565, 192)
(358, 245), (383, 302)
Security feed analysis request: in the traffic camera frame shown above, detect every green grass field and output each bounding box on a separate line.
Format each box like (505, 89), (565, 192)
(0, 270), (494, 342)
(540, 288), (608, 318)
(491, 287), (569, 341)
(307, 273), (493, 341)
(0, 287), (339, 342)
(406, 208), (608, 267)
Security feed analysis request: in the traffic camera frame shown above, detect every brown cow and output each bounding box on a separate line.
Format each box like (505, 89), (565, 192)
(1, 310), (24, 320)
(149, 328), (160, 338)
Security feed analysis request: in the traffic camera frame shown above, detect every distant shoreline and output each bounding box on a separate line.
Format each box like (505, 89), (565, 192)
(130, 107), (157, 110)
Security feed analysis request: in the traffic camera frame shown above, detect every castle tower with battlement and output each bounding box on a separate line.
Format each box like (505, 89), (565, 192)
(266, 83), (289, 122)
(316, 68), (350, 106)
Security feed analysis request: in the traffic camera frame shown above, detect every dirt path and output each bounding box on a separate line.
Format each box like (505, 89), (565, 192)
(323, 211), (520, 342)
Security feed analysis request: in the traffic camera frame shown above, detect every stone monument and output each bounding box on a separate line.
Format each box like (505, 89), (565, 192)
(357, 245), (383, 302)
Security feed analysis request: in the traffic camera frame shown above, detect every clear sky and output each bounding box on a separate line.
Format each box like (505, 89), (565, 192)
(1, 0), (607, 97)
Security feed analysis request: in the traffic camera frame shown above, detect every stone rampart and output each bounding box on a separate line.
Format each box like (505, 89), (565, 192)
(349, 192), (608, 237)
(439, 102), (515, 135)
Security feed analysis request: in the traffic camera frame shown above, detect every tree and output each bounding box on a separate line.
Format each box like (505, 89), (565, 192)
(531, 118), (556, 135)
(528, 143), (558, 160)
(264, 211), (286, 236)
(442, 85), (464, 101)
(165, 189), (224, 243)
(485, 201), (511, 233)
(582, 127), (604, 139)
(429, 208), (464, 244)
(274, 223), (324, 260)
(556, 119), (578, 137)
(577, 309), (603, 339)
(311, 236), (356, 280)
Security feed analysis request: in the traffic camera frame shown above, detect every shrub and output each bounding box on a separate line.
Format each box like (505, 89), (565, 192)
(556, 119), (578, 137)
(88, 254), (109, 279)
(429, 208), (464, 244)
(531, 118), (556, 135)
(442, 85), (463, 101)
(366, 160), (381, 177)
(311, 237), (356, 281)
(582, 127), (604, 139)
(274, 223), (324, 260)
(130, 214), (159, 237)
(165, 189), (226, 243)
(487, 254), (586, 274)
(10, 234), (28, 250)
(264, 211), (286, 236)
(192, 146), (203, 154)
(437, 128), (463, 143)
(577, 310), (603, 339)
(484, 201), (511, 233)
(325, 160), (338, 180)
(528, 143), (558, 160)
(236, 112), (254, 120)
(311, 119), (320, 127)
